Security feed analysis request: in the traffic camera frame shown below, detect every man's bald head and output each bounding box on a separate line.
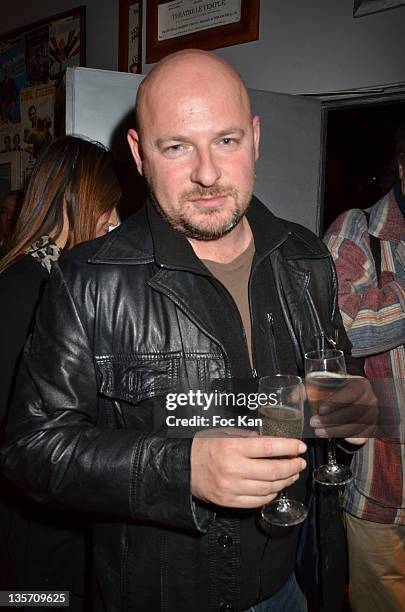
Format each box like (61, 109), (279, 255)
(128, 48), (260, 242)
(135, 50), (251, 135)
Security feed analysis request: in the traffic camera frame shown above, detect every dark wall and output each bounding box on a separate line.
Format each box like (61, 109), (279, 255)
(323, 101), (405, 232)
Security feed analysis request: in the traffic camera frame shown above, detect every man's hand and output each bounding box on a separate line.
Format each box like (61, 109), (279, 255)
(309, 375), (378, 444)
(191, 429), (307, 508)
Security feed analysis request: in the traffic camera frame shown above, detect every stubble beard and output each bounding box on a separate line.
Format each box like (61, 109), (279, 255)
(144, 170), (253, 241)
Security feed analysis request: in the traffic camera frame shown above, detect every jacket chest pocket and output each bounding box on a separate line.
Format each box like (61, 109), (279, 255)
(95, 354), (181, 404)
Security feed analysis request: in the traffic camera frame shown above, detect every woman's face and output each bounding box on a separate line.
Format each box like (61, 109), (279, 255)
(95, 208), (118, 237)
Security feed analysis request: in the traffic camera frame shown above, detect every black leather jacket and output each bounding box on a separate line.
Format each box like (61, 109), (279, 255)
(1, 198), (358, 611)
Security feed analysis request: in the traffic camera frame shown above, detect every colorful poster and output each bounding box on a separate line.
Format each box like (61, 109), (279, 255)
(49, 15), (81, 81)
(1, 9), (84, 140)
(20, 83), (54, 178)
(49, 14), (81, 134)
(0, 35), (26, 125)
(25, 25), (50, 85)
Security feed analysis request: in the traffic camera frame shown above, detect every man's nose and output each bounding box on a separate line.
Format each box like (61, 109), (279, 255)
(190, 147), (221, 187)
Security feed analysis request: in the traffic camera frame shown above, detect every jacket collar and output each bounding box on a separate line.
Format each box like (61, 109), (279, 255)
(149, 195), (292, 271)
(367, 184), (405, 242)
(90, 195), (291, 268)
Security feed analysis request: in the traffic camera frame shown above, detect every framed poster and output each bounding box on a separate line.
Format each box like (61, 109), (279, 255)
(0, 7), (85, 136)
(119, 0), (143, 73)
(146, 0), (260, 64)
(353, 0), (405, 16)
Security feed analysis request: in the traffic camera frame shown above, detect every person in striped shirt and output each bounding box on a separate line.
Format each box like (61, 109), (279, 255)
(324, 123), (405, 612)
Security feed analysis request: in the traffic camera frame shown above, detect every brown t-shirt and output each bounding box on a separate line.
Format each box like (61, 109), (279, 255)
(202, 239), (255, 366)
(203, 240), (307, 605)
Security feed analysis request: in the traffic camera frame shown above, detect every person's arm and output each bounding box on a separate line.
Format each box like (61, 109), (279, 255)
(1, 263), (212, 532)
(324, 209), (405, 358)
(0, 258), (46, 425)
(307, 248), (375, 446)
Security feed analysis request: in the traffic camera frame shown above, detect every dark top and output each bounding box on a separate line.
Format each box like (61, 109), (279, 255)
(0, 255), (48, 425)
(0, 254), (85, 609)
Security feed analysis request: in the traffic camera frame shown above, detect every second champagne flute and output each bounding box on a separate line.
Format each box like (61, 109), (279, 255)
(304, 348), (353, 486)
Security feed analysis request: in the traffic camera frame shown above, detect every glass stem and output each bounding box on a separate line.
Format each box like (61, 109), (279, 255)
(327, 438), (337, 466)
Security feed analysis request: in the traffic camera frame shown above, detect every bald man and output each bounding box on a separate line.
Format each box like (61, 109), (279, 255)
(2, 51), (374, 612)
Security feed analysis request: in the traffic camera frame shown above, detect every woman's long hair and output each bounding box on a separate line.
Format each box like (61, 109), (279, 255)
(0, 135), (121, 273)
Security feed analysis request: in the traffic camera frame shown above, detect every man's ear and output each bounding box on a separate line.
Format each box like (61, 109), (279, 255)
(399, 161), (404, 180)
(127, 129), (144, 176)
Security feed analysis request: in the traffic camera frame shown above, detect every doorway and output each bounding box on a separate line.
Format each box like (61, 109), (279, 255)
(322, 96), (405, 234)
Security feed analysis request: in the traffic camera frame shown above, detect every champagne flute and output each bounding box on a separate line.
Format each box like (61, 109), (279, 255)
(258, 374), (307, 527)
(304, 348), (353, 486)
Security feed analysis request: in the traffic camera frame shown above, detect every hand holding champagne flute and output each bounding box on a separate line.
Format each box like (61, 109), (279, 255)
(304, 349), (353, 486)
(258, 374), (307, 527)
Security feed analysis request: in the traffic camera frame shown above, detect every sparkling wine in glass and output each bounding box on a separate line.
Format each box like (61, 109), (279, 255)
(304, 348), (353, 486)
(258, 374), (307, 527)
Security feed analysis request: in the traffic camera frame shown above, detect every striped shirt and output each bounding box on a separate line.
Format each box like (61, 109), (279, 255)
(324, 186), (405, 524)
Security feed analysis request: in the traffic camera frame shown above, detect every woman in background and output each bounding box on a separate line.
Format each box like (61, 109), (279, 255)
(0, 135), (121, 610)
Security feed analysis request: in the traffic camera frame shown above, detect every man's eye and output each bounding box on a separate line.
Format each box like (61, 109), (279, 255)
(165, 144), (183, 153)
(162, 143), (188, 157)
(219, 137), (238, 147)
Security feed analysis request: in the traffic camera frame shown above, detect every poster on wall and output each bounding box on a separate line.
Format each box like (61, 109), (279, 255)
(25, 26), (50, 85)
(0, 35), (26, 125)
(49, 11), (82, 133)
(0, 124), (22, 154)
(0, 7), (85, 187)
(49, 14), (81, 78)
(20, 82), (55, 181)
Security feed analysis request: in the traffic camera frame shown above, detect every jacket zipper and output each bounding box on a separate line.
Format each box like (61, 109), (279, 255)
(248, 272), (258, 380)
(306, 292), (337, 348)
(266, 313), (280, 373)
